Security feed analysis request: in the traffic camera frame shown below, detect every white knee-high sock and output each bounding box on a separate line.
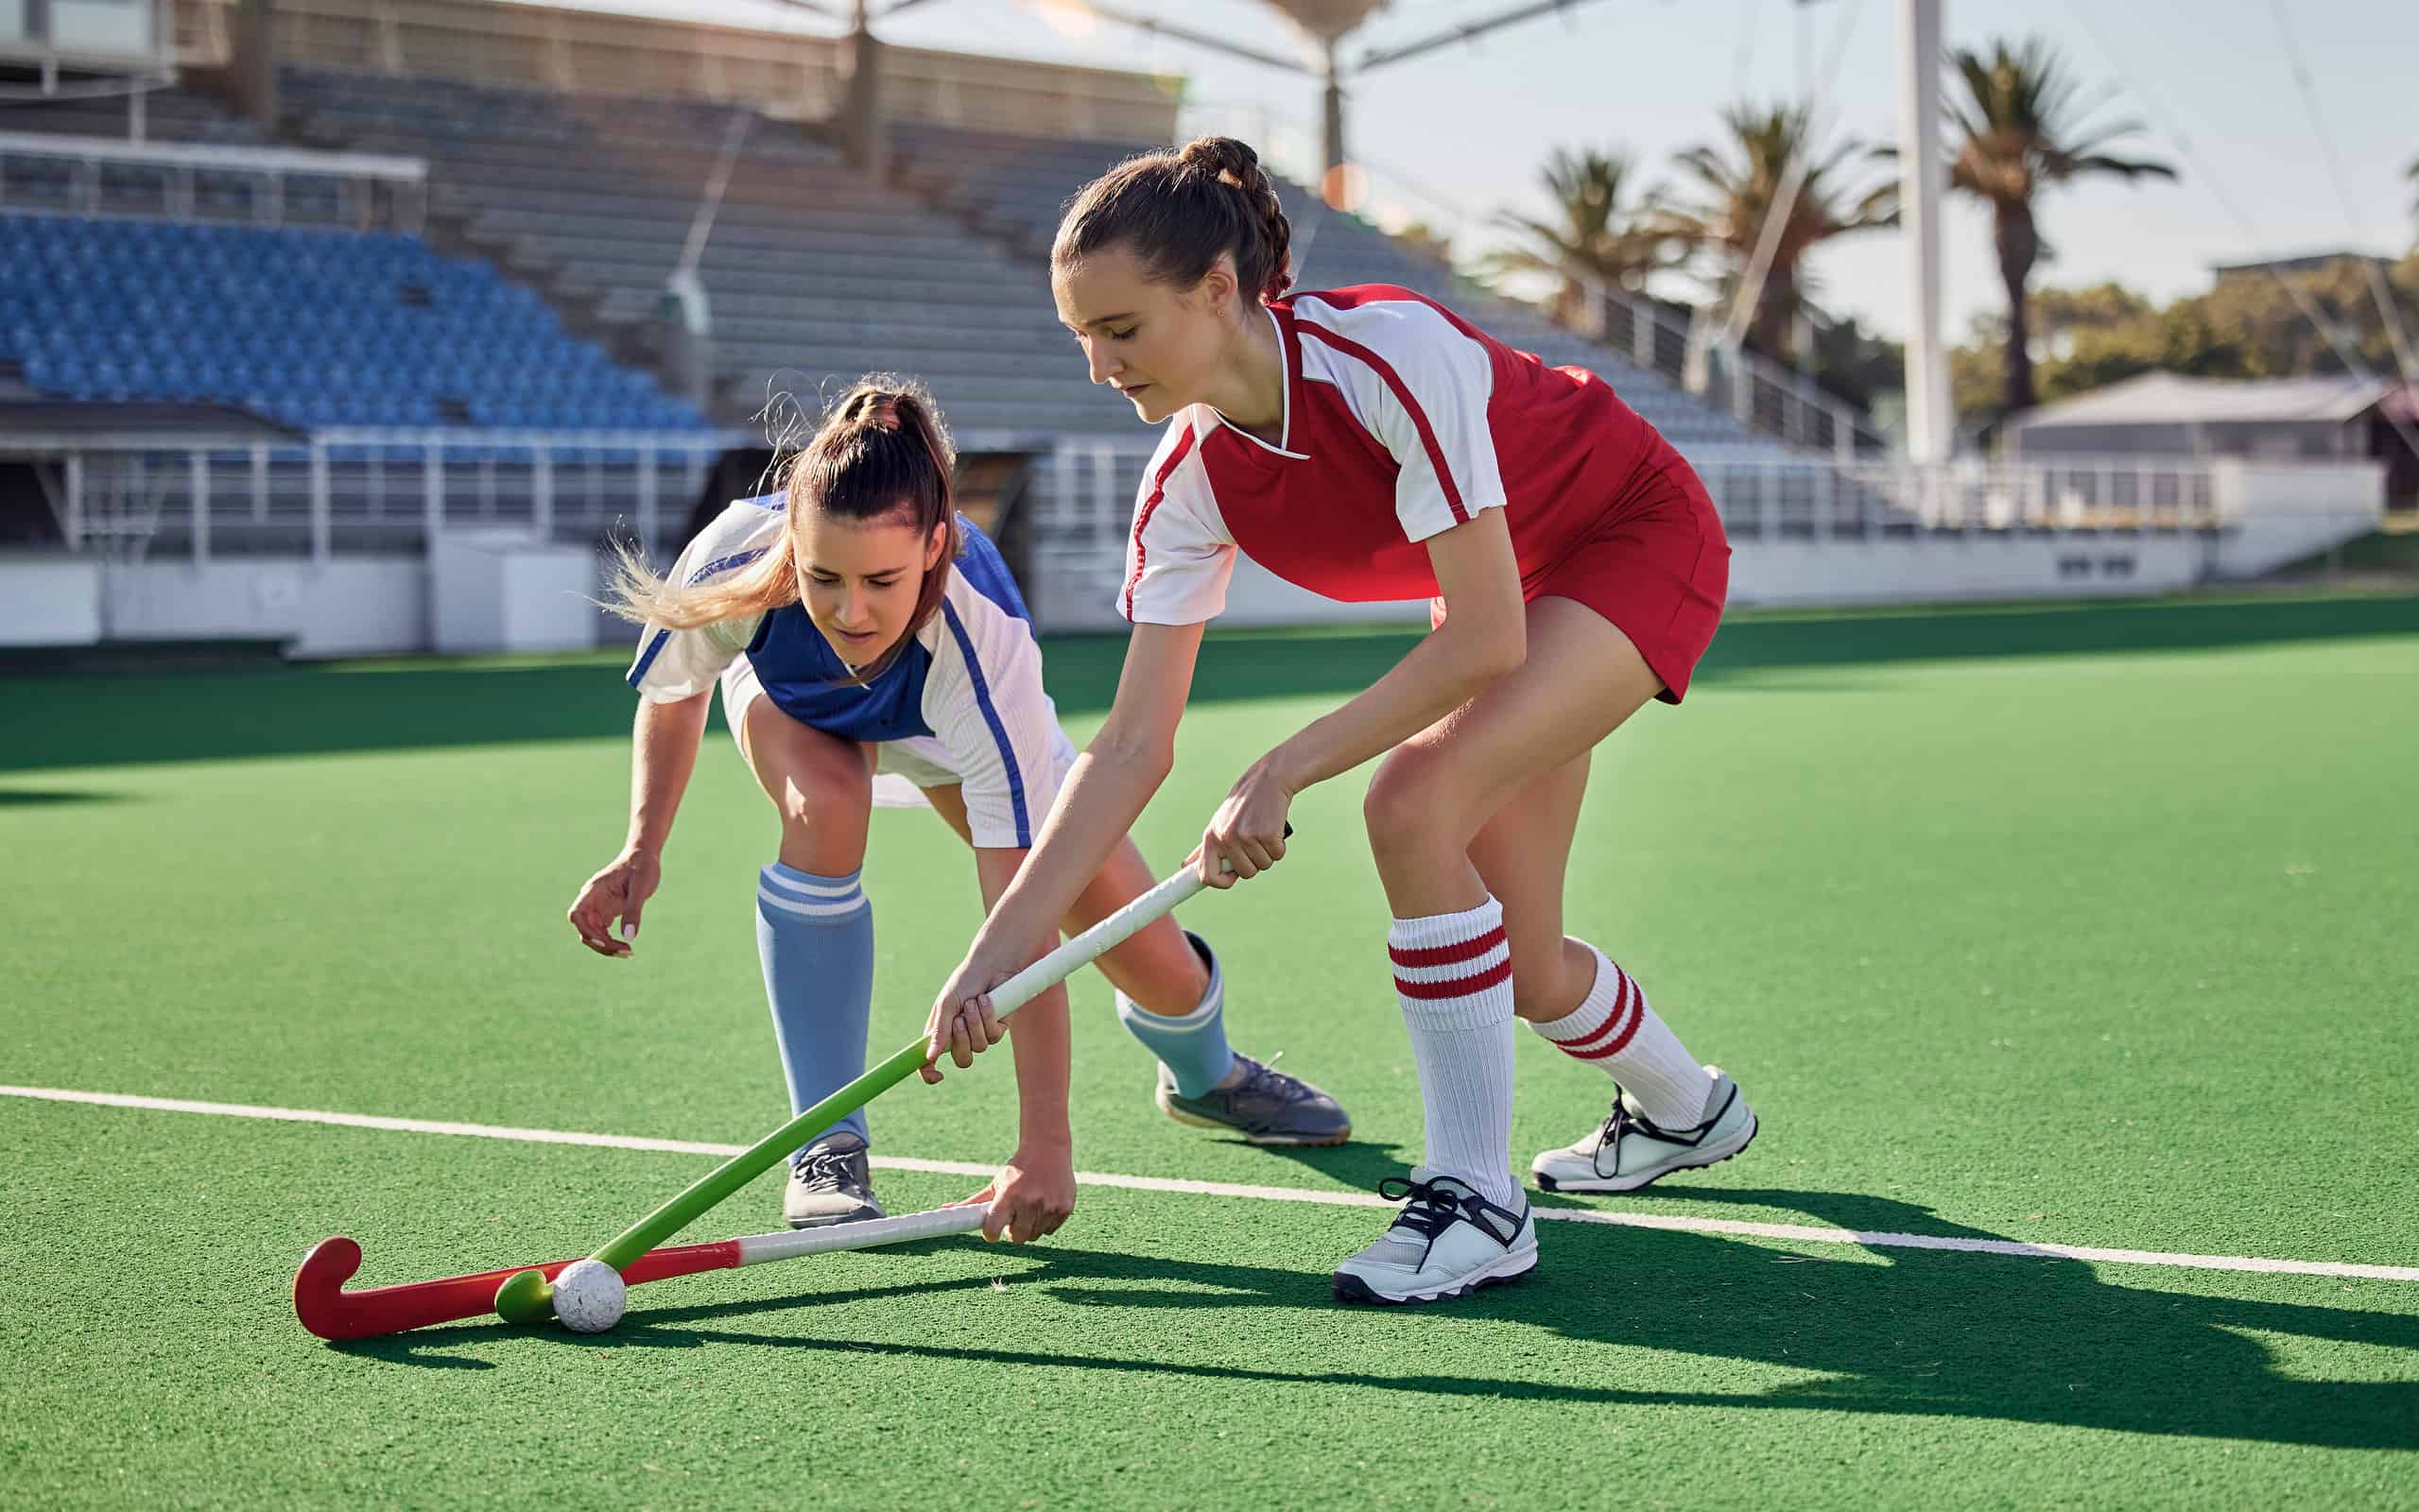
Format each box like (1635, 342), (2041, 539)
(1389, 896), (1522, 1211)
(1527, 939), (1716, 1127)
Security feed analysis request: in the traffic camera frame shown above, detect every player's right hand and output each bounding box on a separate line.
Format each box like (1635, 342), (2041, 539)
(567, 849), (661, 959)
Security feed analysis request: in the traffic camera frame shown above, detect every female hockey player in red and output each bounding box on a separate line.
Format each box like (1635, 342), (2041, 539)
(923, 137), (1755, 1304)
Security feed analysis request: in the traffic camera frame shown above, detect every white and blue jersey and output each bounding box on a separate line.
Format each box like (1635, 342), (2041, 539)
(628, 496), (1071, 850)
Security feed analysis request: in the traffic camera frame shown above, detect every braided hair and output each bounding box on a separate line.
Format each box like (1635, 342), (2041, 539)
(1052, 135), (1294, 306)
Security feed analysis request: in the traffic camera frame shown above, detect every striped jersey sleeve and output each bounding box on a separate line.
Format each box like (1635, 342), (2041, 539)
(919, 572), (1063, 849)
(625, 502), (785, 702)
(1293, 294), (1510, 543)
(1117, 412), (1237, 626)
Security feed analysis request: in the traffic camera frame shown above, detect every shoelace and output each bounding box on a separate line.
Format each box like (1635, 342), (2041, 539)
(1235, 1051), (1319, 1105)
(1373, 1175), (1480, 1242)
(1595, 1099), (1639, 1159)
(1597, 1093), (1716, 1170)
(792, 1147), (864, 1191)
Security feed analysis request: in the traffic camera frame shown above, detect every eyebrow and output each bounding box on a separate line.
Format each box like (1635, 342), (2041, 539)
(1065, 313), (1138, 331)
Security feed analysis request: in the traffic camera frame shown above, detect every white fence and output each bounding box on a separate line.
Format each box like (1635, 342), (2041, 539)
(0, 131), (429, 232)
(4, 430), (2384, 655)
(27, 428), (738, 564)
(1033, 438), (2385, 626)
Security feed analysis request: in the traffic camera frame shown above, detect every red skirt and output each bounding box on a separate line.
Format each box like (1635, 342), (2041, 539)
(1432, 464), (1730, 704)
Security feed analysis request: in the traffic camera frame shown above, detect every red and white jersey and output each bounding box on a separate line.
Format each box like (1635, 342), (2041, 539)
(1117, 284), (1690, 625)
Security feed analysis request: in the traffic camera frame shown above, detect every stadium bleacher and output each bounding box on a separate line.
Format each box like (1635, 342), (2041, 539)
(0, 62), (1884, 597)
(0, 214), (705, 431)
(887, 123), (1797, 460)
(280, 68), (1130, 438)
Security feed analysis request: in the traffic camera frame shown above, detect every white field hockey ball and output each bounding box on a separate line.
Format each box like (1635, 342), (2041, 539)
(551, 1259), (627, 1333)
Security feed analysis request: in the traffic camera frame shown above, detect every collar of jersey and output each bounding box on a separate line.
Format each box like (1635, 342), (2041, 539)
(1205, 304), (1310, 461)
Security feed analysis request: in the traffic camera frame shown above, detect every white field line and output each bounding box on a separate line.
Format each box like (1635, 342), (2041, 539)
(9, 1084), (2417, 1284)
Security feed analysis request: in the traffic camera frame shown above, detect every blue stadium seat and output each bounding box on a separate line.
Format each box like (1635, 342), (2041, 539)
(0, 213), (706, 434)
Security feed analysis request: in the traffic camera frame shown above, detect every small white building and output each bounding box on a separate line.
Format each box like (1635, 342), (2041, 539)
(2005, 372), (2417, 507)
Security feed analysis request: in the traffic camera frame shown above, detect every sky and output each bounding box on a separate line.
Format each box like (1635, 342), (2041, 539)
(549, 0), (2419, 345)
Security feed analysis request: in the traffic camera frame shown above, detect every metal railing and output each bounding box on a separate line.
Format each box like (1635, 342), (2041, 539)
(1041, 438), (2268, 559)
(31, 427), (741, 564)
(0, 129), (428, 231)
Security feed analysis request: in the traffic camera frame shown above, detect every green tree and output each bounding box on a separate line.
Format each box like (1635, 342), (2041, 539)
(1482, 147), (1673, 325)
(1935, 37), (2176, 417)
(1661, 103), (1897, 362)
(1806, 313), (1904, 411)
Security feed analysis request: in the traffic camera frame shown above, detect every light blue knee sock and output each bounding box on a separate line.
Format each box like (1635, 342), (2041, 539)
(1114, 931), (1235, 1097)
(754, 862), (874, 1157)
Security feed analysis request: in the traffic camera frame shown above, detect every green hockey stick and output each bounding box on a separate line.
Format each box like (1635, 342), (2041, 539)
(495, 841), (1272, 1326)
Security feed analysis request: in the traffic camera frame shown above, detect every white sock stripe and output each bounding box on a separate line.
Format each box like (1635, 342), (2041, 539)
(755, 885), (867, 920)
(1389, 943), (1512, 988)
(1561, 970), (1637, 1047)
(1116, 992), (1222, 1032)
(1397, 979), (1515, 1033)
(1385, 896), (1505, 952)
(758, 868), (864, 902)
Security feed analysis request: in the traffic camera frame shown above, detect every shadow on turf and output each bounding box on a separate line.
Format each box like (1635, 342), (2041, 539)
(15, 593), (2418, 772)
(337, 1190), (2418, 1451)
(0, 787), (122, 806)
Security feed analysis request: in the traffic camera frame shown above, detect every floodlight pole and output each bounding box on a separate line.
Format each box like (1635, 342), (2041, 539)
(1896, 0), (1950, 462)
(1320, 40), (1345, 178)
(841, 0), (887, 178)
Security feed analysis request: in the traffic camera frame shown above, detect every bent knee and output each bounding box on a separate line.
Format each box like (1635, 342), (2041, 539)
(1362, 747), (1483, 857)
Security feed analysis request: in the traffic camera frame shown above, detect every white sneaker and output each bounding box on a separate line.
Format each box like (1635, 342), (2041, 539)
(1330, 1169), (1538, 1306)
(1530, 1066), (1757, 1194)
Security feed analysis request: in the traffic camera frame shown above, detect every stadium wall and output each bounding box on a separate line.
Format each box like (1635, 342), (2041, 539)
(174, 0), (1182, 141)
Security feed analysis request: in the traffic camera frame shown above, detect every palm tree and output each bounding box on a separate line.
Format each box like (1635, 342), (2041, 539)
(1661, 104), (1897, 363)
(1482, 147), (1673, 327)
(1939, 38), (2176, 414)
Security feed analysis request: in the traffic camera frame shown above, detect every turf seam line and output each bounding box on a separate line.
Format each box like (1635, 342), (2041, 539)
(9, 1083), (2417, 1283)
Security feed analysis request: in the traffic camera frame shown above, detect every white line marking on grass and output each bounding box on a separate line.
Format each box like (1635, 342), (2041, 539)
(9, 1084), (2417, 1283)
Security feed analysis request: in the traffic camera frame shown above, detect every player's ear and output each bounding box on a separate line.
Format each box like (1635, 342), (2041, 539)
(924, 519), (949, 572)
(1191, 255), (1239, 317)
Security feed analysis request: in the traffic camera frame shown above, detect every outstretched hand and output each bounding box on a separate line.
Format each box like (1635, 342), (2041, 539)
(567, 849), (660, 957)
(952, 1143), (1077, 1243)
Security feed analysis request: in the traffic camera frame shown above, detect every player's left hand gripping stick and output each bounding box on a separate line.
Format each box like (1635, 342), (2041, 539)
(494, 834), (1285, 1330)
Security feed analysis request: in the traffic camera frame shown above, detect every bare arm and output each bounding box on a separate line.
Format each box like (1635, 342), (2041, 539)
(975, 846), (1073, 1151)
(1273, 509), (1525, 791)
(566, 690), (713, 956)
(980, 619), (1205, 966)
(912, 844), (1080, 1244)
(1196, 509), (1528, 884)
(921, 620), (1203, 1057)
(626, 692), (713, 854)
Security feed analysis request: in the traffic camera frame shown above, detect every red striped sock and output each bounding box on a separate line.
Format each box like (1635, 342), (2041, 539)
(1529, 940), (1715, 1128)
(1389, 896), (1520, 1211)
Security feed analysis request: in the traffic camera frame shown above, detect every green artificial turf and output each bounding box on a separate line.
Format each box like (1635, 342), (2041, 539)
(5, 591), (2416, 1508)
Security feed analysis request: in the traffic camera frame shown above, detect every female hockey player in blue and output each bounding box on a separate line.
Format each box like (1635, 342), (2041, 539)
(567, 377), (1347, 1246)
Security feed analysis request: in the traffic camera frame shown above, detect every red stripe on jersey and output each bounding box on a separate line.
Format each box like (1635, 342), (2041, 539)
(1387, 924), (1508, 970)
(1122, 426), (1199, 621)
(1394, 954), (1512, 1000)
(1293, 319), (1470, 524)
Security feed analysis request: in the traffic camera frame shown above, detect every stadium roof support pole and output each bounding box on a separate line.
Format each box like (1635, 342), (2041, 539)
(1896, 0), (1950, 462)
(1320, 40), (1345, 171)
(841, 0), (887, 179)
(235, 0), (280, 137)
